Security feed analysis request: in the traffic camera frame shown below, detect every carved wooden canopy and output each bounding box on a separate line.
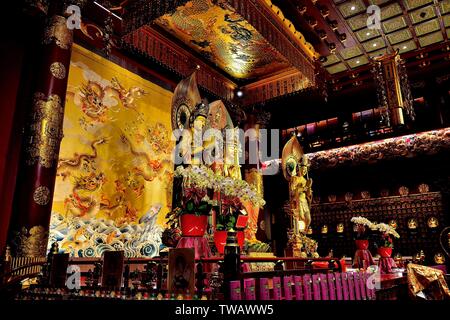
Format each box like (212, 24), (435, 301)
(121, 0), (319, 105)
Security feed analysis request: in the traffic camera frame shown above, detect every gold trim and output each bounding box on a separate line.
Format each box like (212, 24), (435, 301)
(26, 92), (64, 168)
(49, 62), (66, 79)
(262, 0), (319, 60)
(33, 186), (51, 206)
(43, 15), (73, 50)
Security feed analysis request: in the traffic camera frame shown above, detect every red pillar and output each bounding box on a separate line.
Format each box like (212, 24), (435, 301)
(7, 9), (74, 258)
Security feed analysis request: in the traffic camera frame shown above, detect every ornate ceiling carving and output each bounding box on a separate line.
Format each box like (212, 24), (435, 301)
(155, 0), (291, 79)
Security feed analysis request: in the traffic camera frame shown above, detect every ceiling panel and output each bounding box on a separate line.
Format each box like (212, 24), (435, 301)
(347, 14), (369, 31)
(418, 31), (444, 46)
(305, 0), (449, 75)
(386, 29), (413, 45)
(340, 46), (363, 59)
(326, 63), (348, 74)
(380, 3), (403, 21)
(409, 6), (436, 24)
(382, 16), (408, 34)
(355, 28), (381, 42)
(362, 37), (387, 52)
(444, 14), (450, 27)
(441, 1), (450, 15)
(393, 39), (417, 54)
(368, 48), (388, 58)
(404, 0), (434, 11)
(322, 54), (341, 66)
(347, 55), (369, 68)
(338, 0), (366, 18)
(415, 19), (442, 36)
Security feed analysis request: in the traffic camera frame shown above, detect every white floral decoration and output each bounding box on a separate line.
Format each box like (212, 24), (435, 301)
(174, 165), (266, 207)
(374, 222), (400, 238)
(350, 216), (375, 229)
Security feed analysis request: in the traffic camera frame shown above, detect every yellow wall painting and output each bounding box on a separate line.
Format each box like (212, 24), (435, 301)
(49, 44), (174, 258)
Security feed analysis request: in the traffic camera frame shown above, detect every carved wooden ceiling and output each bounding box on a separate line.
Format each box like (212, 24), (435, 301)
(78, 0), (450, 104)
(154, 0), (291, 79)
(274, 0), (450, 75)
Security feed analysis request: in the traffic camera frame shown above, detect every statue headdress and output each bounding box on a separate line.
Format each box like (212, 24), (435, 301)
(281, 134), (304, 181)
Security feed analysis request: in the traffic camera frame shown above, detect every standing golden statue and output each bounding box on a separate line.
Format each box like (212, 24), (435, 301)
(282, 135), (313, 240)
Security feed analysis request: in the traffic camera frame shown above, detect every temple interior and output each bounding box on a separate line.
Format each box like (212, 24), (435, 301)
(1, 0), (450, 304)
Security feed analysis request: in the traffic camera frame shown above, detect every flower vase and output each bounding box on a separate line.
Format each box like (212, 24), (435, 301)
(180, 214), (208, 237)
(378, 247), (393, 258)
(214, 230), (244, 254)
(355, 240), (369, 250)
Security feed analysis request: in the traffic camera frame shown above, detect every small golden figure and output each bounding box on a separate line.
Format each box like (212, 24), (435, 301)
(408, 218), (418, 229)
(434, 253), (445, 264)
(427, 216), (438, 228)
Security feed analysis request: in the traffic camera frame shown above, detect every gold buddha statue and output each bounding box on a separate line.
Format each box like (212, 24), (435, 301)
(389, 220), (398, 229)
(434, 253), (445, 264)
(427, 216), (438, 228)
(321, 225), (328, 234)
(337, 223), (344, 233)
(408, 218), (418, 230)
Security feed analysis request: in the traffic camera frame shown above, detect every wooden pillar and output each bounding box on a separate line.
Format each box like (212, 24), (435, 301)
(7, 3), (75, 258)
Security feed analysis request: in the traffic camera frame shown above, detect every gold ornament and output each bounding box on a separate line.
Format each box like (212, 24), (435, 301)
(49, 62), (66, 79)
(434, 253), (445, 264)
(408, 218), (418, 230)
(389, 219), (398, 229)
(427, 216), (439, 228)
(337, 223), (344, 233)
(418, 183), (429, 193)
(33, 186), (51, 206)
(12, 226), (48, 258)
(43, 15), (73, 50)
(321, 224), (328, 234)
(26, 92), (64, 168)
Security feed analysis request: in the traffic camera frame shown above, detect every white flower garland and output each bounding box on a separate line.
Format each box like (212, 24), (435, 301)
(174, 165), (266, 207)
(350, 216), (400, 238)
(350, 216), (375, 229)
(374, 222), (400, 238)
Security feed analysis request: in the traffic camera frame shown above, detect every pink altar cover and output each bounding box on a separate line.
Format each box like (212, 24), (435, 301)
(176, 236), (211, 259)
(176, 236), (212, 272)
(378, 257), (397, 274)
(353, 249), (375, 268)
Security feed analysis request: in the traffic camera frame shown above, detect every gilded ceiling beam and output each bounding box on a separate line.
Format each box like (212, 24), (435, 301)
(224, 0), (318, 83)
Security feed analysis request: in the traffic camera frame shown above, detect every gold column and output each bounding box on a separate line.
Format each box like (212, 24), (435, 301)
(373, 51), (413, 127)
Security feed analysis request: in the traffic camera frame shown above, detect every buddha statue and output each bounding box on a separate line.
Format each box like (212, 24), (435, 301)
(389, 220), (398, 229)
(408, 218), (418, 230)
(287, 156), (313, 232)
(337, 223), (344, 233)
(434, 253), (445, 264)
(427, 216), (438, 228)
